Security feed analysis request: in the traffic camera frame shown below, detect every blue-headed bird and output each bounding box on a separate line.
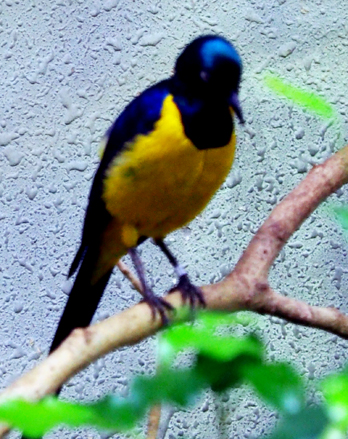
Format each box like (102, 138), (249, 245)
(50, 34), (244, 353)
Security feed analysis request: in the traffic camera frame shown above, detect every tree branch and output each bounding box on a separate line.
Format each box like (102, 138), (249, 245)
(1, 145), (348, 437)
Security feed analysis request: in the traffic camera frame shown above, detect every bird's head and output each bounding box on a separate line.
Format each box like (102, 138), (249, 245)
(174, 35), (244, 123)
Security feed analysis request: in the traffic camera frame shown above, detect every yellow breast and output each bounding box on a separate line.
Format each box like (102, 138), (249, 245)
(102, 94), (236, 247)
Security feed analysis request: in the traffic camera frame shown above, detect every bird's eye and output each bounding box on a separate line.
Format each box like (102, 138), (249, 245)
(200, 70), (209, 82)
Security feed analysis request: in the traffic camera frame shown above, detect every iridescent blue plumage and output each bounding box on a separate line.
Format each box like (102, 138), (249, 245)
(200, 38), (242, 70)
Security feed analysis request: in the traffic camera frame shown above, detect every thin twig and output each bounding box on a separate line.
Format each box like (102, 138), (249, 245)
(147, 405), (162, 439)
(116, 260), (144, 296)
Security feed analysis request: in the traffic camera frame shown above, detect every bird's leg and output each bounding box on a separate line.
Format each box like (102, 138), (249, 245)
(154, 239), (205, 308)
(128, 247), (173, 324)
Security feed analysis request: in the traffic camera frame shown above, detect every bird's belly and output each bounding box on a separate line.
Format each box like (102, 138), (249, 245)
(102, 94), (236, 245)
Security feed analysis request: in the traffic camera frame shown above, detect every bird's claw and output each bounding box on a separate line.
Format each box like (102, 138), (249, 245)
(142, 274), (204, 325)
(143, 294), (174, 326)
(169, 274), (206, 308)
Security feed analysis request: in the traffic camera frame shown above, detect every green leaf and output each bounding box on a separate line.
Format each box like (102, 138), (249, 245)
(322, 368), (348, 431)
(160, 326), (263, 362)
(131, 368), (205, 408)
(267, 406), (329, 439)
(158, 309), (261, 366)
(333, 207), (348, 231)
(243, 362), (305, 414)
(0, 397), (113, 438)
(195, 354), (255, 393)
(264, 74), (335, 119)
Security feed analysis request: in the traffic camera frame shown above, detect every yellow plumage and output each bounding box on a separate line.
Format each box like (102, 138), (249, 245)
(103, 94), (236, 244)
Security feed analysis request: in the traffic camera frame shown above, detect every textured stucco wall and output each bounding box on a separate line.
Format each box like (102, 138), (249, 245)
(1, 1), (348, 438)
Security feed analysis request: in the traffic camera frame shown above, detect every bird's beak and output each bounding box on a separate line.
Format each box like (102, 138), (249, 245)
(229, 92), (245, 124)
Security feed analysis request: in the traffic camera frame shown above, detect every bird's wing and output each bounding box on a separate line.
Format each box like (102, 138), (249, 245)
(69, 80), (171, 276)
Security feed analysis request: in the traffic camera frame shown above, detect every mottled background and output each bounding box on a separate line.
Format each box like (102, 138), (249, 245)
(1, 0), (348, 438)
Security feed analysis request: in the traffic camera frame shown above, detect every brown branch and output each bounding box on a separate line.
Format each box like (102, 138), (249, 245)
(147, 405), (162, 439)
(255, 287), (348, 334)
(1, 145), (348, 437)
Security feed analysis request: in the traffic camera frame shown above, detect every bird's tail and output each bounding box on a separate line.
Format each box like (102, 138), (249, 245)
(50, 216), (130, 355)
(49, 251), (113, 354)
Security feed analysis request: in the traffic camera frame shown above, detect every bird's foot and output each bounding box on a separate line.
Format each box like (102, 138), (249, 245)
(142, 292), (174, 326)
(170, 274), (206, 308)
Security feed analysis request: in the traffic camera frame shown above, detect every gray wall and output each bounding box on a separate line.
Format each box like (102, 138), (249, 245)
(1, 1), (348, 437)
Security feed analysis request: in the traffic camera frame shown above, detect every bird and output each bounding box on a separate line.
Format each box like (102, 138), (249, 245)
(49, 34), (244, 355)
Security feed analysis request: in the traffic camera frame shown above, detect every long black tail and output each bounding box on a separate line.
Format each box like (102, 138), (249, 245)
(50, 254), (113, 354)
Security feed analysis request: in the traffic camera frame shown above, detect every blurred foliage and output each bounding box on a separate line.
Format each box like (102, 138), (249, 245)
(264, 73), (335, 119)
(0, 310), (348, 438)
(334, 206), (348, 233)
